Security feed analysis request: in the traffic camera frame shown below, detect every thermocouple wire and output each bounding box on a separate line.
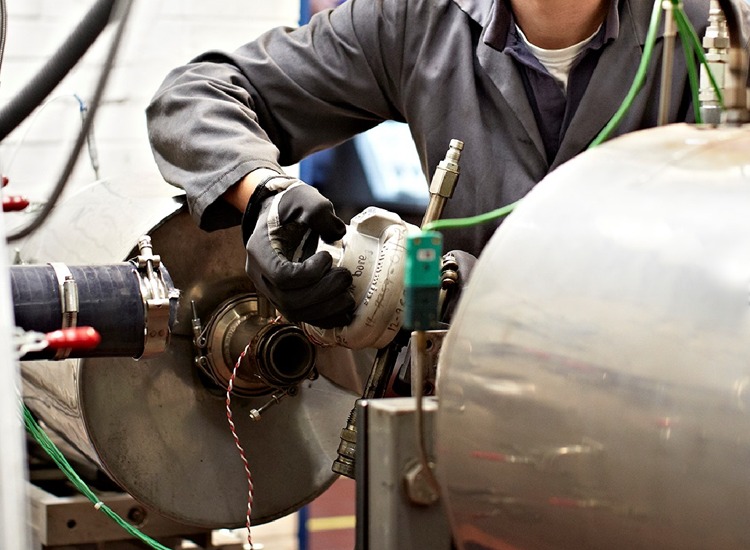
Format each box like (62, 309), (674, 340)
(225, 344), (256, 549)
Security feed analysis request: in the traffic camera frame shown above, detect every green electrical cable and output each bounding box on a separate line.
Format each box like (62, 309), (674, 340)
(423, 1), (726, 232)
(422, 1), (661, 231)
(676, 9), (702, 123)
(673, 2), (725, 108)
(673, 7), (699, 122)
(421, 200), (520, 233)
(22, 402), (171, 550)
(589, 0), (663, 148)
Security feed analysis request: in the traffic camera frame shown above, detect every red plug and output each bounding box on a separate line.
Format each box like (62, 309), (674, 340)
(45, 327), (102, 350)
(3, 195), (30, 212)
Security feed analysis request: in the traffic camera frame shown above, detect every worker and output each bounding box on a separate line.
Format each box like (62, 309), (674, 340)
(146, 0), (748, 329)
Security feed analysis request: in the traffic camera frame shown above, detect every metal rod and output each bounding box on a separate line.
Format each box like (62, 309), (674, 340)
(658, 0), (677, 126)
(412, 330), (441, 495)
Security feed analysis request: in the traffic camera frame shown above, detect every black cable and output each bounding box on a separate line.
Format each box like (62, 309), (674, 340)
(0, 0), (116, 142)
(0, 0), (7, 79)
(6, 0), (134, 243)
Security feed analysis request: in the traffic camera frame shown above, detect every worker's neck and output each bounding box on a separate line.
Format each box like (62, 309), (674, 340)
(509, 0), (610, 50)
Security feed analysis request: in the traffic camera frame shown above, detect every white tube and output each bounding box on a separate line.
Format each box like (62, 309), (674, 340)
(0, 210), (30, 550)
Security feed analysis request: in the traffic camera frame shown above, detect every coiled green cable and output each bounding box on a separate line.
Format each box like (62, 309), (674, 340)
(426, 0), (725, 232)
(23, 402), (170, 550)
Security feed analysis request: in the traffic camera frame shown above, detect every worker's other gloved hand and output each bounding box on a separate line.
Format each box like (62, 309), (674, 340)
(241, 176), (355, 328)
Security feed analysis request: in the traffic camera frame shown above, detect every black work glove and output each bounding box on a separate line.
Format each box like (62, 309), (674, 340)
(241, 176), (355, 328)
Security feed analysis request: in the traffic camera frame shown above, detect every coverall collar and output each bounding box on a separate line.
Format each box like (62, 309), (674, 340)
(452, 0), (652, 47)
(458, 0), (654, 168)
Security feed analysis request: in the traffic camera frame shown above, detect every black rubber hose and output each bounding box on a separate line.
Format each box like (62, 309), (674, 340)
(11, 263), (146, 359)
(6, 0), (133, 243)
(0, 0), (116, 141)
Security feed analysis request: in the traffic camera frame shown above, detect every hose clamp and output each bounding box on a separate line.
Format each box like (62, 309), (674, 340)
(48, 262), (78, 360)
(134, 235), (177, 358)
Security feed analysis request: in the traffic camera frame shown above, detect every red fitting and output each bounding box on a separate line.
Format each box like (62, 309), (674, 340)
(3, 195), (30, 212)
(45, 327), (102, 349)
(2, 175), (8, 187)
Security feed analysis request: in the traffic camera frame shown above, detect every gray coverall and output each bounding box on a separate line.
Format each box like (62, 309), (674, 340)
(146, 0), (736, 256)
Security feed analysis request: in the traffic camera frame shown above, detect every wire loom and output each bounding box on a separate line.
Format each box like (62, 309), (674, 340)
(23, 403), (171, 550)
(225, 344), (256, 549)
(22, 343), (258, 550)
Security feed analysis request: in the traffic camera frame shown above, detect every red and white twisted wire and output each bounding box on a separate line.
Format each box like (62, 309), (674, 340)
(225, 343), (254, 549)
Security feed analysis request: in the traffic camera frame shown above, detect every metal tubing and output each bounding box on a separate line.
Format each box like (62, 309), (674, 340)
(658, 1), (677, 126)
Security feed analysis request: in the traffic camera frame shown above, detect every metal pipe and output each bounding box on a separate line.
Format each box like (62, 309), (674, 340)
(251, 323), (316, 387)
(715, 0), (749, 123)
(334, 139), (465, 480)
(700, 0), (729, 124)
(411, 330), (441, 498)
(658, 0), (677, 126)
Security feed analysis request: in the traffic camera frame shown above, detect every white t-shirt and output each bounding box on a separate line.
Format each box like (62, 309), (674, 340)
(515, 24), (601, 93)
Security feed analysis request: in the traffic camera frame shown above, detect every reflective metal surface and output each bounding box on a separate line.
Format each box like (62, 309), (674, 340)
(436, 124), (750, 549)
(20, 177), (360, 527)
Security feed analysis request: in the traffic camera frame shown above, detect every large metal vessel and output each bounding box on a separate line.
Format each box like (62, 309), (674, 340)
(436, 124), (750, 549)
(18, 176), (365, 527)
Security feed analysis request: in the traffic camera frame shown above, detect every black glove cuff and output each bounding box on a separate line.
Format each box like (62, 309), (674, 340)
(240, 174), (296, 243)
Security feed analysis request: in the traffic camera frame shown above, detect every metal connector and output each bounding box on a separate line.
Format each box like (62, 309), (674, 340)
(421, 140), (463, 227)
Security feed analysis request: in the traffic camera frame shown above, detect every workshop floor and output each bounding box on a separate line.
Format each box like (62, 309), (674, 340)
(306, 477), (356, 550)
(216, 477), (356, 550)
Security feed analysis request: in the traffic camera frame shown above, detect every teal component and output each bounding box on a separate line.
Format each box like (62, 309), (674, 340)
(404, 232), (442, 330)
(405, 232), (442, 287)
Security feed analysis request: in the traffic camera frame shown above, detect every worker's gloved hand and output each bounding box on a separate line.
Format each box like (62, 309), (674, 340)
(241, 176), (355, 328)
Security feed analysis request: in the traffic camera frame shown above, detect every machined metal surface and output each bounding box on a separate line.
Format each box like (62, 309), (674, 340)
(436, 124), (750, 549)
(197, 293), (317, 396)
(19, 177), (360, 527)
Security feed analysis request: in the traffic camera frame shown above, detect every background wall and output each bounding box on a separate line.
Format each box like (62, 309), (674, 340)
(0, 0), (299, 229)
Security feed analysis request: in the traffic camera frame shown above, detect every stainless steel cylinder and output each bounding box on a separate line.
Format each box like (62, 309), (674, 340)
(18, 176), (364, 528)
(436, 124), (750, 549)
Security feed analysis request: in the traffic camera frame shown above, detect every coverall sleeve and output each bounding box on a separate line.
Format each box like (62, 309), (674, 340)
(146, 0), (408, 231)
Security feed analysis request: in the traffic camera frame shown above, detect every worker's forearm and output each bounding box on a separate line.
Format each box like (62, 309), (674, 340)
(223, 167), (283, 212)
